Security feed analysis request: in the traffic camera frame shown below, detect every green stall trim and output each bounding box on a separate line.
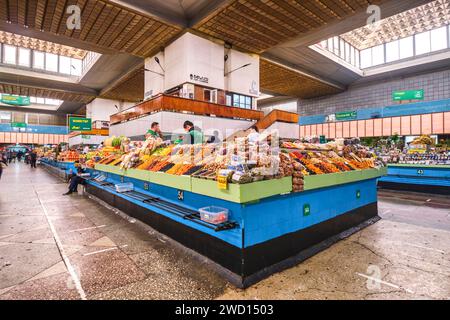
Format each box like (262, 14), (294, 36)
(304, 167), (387, 191)
(191, 177), (293, 204)
(94, 164), (385, 203)
(95, 163), (292, 203)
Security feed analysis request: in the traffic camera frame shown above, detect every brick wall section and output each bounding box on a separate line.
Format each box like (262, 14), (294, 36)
(298, 68), (450, 116)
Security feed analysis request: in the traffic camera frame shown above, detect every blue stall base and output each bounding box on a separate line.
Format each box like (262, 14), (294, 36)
(40, 158), (77, 180)
(83, 168), (380, 288)
(378, 165), (450, 195)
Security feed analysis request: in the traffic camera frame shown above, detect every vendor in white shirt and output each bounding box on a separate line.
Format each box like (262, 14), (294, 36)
(247, 125), (260, 143)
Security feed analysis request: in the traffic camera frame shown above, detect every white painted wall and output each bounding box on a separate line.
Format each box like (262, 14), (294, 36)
(144, 52), (165, 99)
(225, 49), (259, 98)
(68, 134), (107, 147)
(259, 99), (299, 115)
(165, 33), (225, 91)
(110, 111), (255, 140)
(87, 98), (122, 122)
(143, 33), (262, 104)
(266, 122), (300, 139)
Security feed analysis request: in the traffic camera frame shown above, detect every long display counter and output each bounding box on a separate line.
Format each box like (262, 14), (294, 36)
(39, 158), (77, 180)
(84, 164), (386, 287)
(378, 164), (450, 195)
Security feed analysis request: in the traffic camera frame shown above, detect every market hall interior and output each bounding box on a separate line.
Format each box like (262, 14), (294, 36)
(1, 161), (449, 299)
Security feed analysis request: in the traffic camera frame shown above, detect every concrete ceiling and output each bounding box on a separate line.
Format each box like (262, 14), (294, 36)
(0, 0), (439, 115)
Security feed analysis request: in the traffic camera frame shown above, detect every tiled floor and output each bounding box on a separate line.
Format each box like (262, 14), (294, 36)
(0, 162), (449, 299)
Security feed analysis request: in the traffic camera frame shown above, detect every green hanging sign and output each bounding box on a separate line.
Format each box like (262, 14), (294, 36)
(1, 94), (31, 106)
(392, 89), (424, 101)
(11, 122), (27, 128)
(335, 111), (357, 121)
(69, 117), (92, 131)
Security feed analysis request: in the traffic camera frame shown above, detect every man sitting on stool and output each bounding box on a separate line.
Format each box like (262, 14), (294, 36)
(63, 162), (86, 195)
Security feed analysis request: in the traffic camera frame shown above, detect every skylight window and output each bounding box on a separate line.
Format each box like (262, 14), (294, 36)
(415, 31), (431, 55)
(33, 51), (45, 69)
(18, 48), (30, 67)
(399, 36), (414, 59)
(45, 53), (58, 72)
(431, 26), (448, 51)
(3, 45), (16, 64)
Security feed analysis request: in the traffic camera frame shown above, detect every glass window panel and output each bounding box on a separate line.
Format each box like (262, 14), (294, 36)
(33, 51), (45, 69)
(371, 44), (384, 66)
(327, 38), (333, 51)
(245, 96), (251, 105)
(415, 31), (431, 55)
(430, 26), (447, 52)
(386, 40), (399, 62)
(226, 94), (232, 106)
(18, 48), (30, 67)
(399, 36), (414, 59)
(339, 39), (345, 59)
(333, 37), (339, 55)
(355, 49), (360, 68)
(70, 58), (82, 76)
(3, 45), (17, 64)
(59, 56), (71, 74)
(350, 46), (355, 65)
(233, 94), (239, 107)
(45, 53), (58, 72)
(345, 43), (351, 62)
(360, 48), (372, 68)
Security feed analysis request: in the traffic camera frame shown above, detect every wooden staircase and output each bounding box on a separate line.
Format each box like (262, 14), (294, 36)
(254, 110), (299, 131)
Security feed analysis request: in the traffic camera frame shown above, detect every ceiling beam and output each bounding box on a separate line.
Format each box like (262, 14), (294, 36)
(106, 0), (187, 27)
(277, 0), (433, 49)
(261, 56), (345, 91)
(189, 0), (236, 27)
(0, 21), (118, 55)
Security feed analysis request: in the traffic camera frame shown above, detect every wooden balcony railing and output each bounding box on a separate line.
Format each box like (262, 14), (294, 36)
(110, 94), (264, 125)
(255, 109), (299, 131)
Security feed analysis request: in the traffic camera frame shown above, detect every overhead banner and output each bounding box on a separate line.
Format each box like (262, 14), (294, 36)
(69, 117), (92, 131)
(1, 94), (31, 106)
(335, 111), (357, 121)
(392, 89), (424, 101)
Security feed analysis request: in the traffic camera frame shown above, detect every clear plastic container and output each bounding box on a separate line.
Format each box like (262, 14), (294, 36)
(94, 174), (106, 182)
(199, 206), (229, 225)
(115, 182), (134, 193)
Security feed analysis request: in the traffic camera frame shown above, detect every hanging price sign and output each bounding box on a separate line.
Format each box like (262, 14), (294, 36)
(217, 175), (228, 190)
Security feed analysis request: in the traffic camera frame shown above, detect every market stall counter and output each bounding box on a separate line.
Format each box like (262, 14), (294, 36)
(378, 164), (450, 195)
(39, 158), (78, 180)
(82, 136), (386, 288)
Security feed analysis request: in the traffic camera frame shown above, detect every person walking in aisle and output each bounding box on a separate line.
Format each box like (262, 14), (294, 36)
(29, 149), (37, 168)
(0, 154), (7, 180)
(17, 151), (23, 162)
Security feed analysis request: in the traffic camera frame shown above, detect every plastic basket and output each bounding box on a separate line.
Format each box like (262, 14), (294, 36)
(115, 182), (134, 193)
(198, 206), (229, 225)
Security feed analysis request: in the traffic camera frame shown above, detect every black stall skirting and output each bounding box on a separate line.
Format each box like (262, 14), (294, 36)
(85, 183), (379, 288)
(378, 181), (450, 195)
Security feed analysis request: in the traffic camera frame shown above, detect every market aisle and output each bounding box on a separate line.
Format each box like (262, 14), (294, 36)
(0, 163), (228, 299)
(219, 191), (450, 300)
